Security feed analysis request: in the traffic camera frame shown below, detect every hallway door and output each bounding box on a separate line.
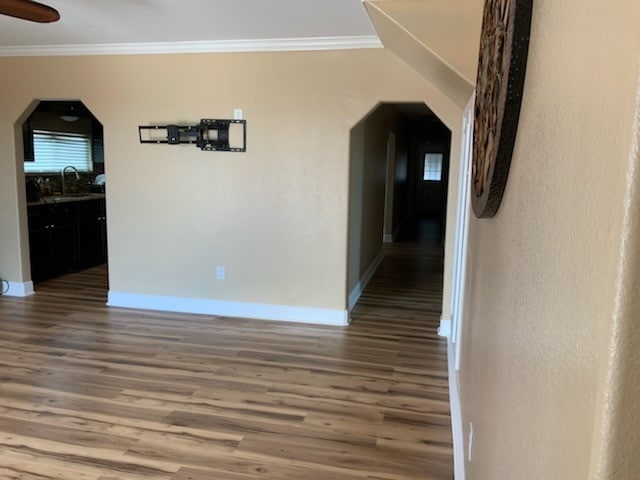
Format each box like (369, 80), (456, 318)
(416, 145), (446, 217)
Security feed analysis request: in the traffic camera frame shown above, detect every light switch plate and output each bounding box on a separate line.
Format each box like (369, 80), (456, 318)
(216, 266), (225, 280)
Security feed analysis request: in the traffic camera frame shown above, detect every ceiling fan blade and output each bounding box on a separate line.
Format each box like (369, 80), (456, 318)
(0, 0), (59, 23)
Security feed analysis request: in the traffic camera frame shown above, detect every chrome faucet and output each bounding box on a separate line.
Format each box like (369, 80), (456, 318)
(61, 166), (80, 195)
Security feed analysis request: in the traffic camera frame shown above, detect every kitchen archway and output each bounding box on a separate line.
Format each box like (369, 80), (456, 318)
(19, 99), (109, 299)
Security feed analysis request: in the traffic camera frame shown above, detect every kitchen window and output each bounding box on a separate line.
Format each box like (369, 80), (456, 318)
(25, 129), (92, 173)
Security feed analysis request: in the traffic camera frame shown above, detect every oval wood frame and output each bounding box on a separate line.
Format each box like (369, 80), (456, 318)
(471, 0), (533, 218)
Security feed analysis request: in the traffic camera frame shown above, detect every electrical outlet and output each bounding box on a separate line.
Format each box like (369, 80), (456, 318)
(234, 108), (243, 120)
(468, 422), (474, 462)
(216, 266), (225, 280)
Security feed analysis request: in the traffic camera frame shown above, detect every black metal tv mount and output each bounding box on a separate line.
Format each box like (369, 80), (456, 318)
(138, 119), (246, 152)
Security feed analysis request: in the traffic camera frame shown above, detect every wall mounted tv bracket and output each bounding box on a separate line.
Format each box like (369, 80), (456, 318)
(138, 119), (246, 152)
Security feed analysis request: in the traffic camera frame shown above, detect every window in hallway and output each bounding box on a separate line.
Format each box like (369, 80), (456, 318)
(423, 153), (443, 181)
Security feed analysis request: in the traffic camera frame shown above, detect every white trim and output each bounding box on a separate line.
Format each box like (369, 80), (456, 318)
(0, 35), (383, 57)
(3, 281), (34, 297)
(451, 93), (475, 371)
(348, 249), (384, 311)
(393, 223), (401, 240)
(107, 291), (349, 326)
(383, 223), (401, 244)
(448, 337), (466, 480)
(383, 132), (396, 243)
(438, 317), (451, 337)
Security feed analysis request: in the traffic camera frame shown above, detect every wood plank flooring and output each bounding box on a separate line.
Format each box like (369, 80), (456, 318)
(0, 223), (451, 479)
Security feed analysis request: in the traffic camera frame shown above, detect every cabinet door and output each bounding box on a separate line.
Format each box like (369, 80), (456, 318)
(99, 215), (108, 262)
(76, 199), (106, 267)
(50, 223), (76, 271)
(49, 205), (77, 272)
(77, 215), (102, 266)
(98, 197), (107, 262)
(28, 207), (52, 282)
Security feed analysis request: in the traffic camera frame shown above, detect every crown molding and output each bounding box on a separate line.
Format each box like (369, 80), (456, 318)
(0, 35), (382, 57)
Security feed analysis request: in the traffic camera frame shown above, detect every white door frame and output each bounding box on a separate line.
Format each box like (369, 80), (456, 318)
(446, 93), (474, 480)
(383, 131), (396, 243)
(450, 93), (474, 370)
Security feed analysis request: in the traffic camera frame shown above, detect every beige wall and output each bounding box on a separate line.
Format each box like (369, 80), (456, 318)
(459, 1), (640, 479)
(0, 49), (461, 313)
(364, 0), (481, 109)
(594, 84), (640, 478)
(365, 0), (483, 85)
(347, 104), (397, 295)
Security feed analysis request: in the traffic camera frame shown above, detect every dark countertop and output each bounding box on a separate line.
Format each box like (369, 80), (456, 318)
(28, 193), (106, 207)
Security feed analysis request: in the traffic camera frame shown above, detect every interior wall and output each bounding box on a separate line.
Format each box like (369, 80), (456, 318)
(347, 103), (397, 294)
(0, 49), (462, 313)
(364, 0), (483, 85)
(364, 0), (481, 109)
(458, 1), (640, 479)
(594, 76), (640, 478)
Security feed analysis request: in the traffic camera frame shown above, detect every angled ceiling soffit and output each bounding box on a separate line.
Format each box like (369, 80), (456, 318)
(364, 0), (482, 108)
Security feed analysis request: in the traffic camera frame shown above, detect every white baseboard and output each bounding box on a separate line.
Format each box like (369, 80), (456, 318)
(383, 224), (402, 244)
(438, 317), (451, 337)
(448, 337), (466, 480)
(348, 249), (384, 311)
(107, 291), (350, 326)
(2, 281), (34, 297)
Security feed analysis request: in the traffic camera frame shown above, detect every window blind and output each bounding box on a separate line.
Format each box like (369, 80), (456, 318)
(25, 129), (92, 173)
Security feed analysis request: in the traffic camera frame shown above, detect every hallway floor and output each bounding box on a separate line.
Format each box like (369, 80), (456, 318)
(0, 220), (452, 479)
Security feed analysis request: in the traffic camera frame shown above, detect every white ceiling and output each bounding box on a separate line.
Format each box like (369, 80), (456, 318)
(0, 0), (378, 52)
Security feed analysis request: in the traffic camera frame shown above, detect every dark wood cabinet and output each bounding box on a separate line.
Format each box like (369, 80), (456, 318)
(49, 204), (77, 271)
(28, 198), (107, 282)
(76, 199), (107, 267)
(27, 207), (53, 282)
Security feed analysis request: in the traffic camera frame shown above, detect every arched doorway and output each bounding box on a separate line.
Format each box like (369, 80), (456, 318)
(19, 100), (108, 293)
(346, 102), (451, 312)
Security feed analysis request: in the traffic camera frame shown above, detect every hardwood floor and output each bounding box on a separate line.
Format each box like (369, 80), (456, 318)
(0, 224), (451, 479)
